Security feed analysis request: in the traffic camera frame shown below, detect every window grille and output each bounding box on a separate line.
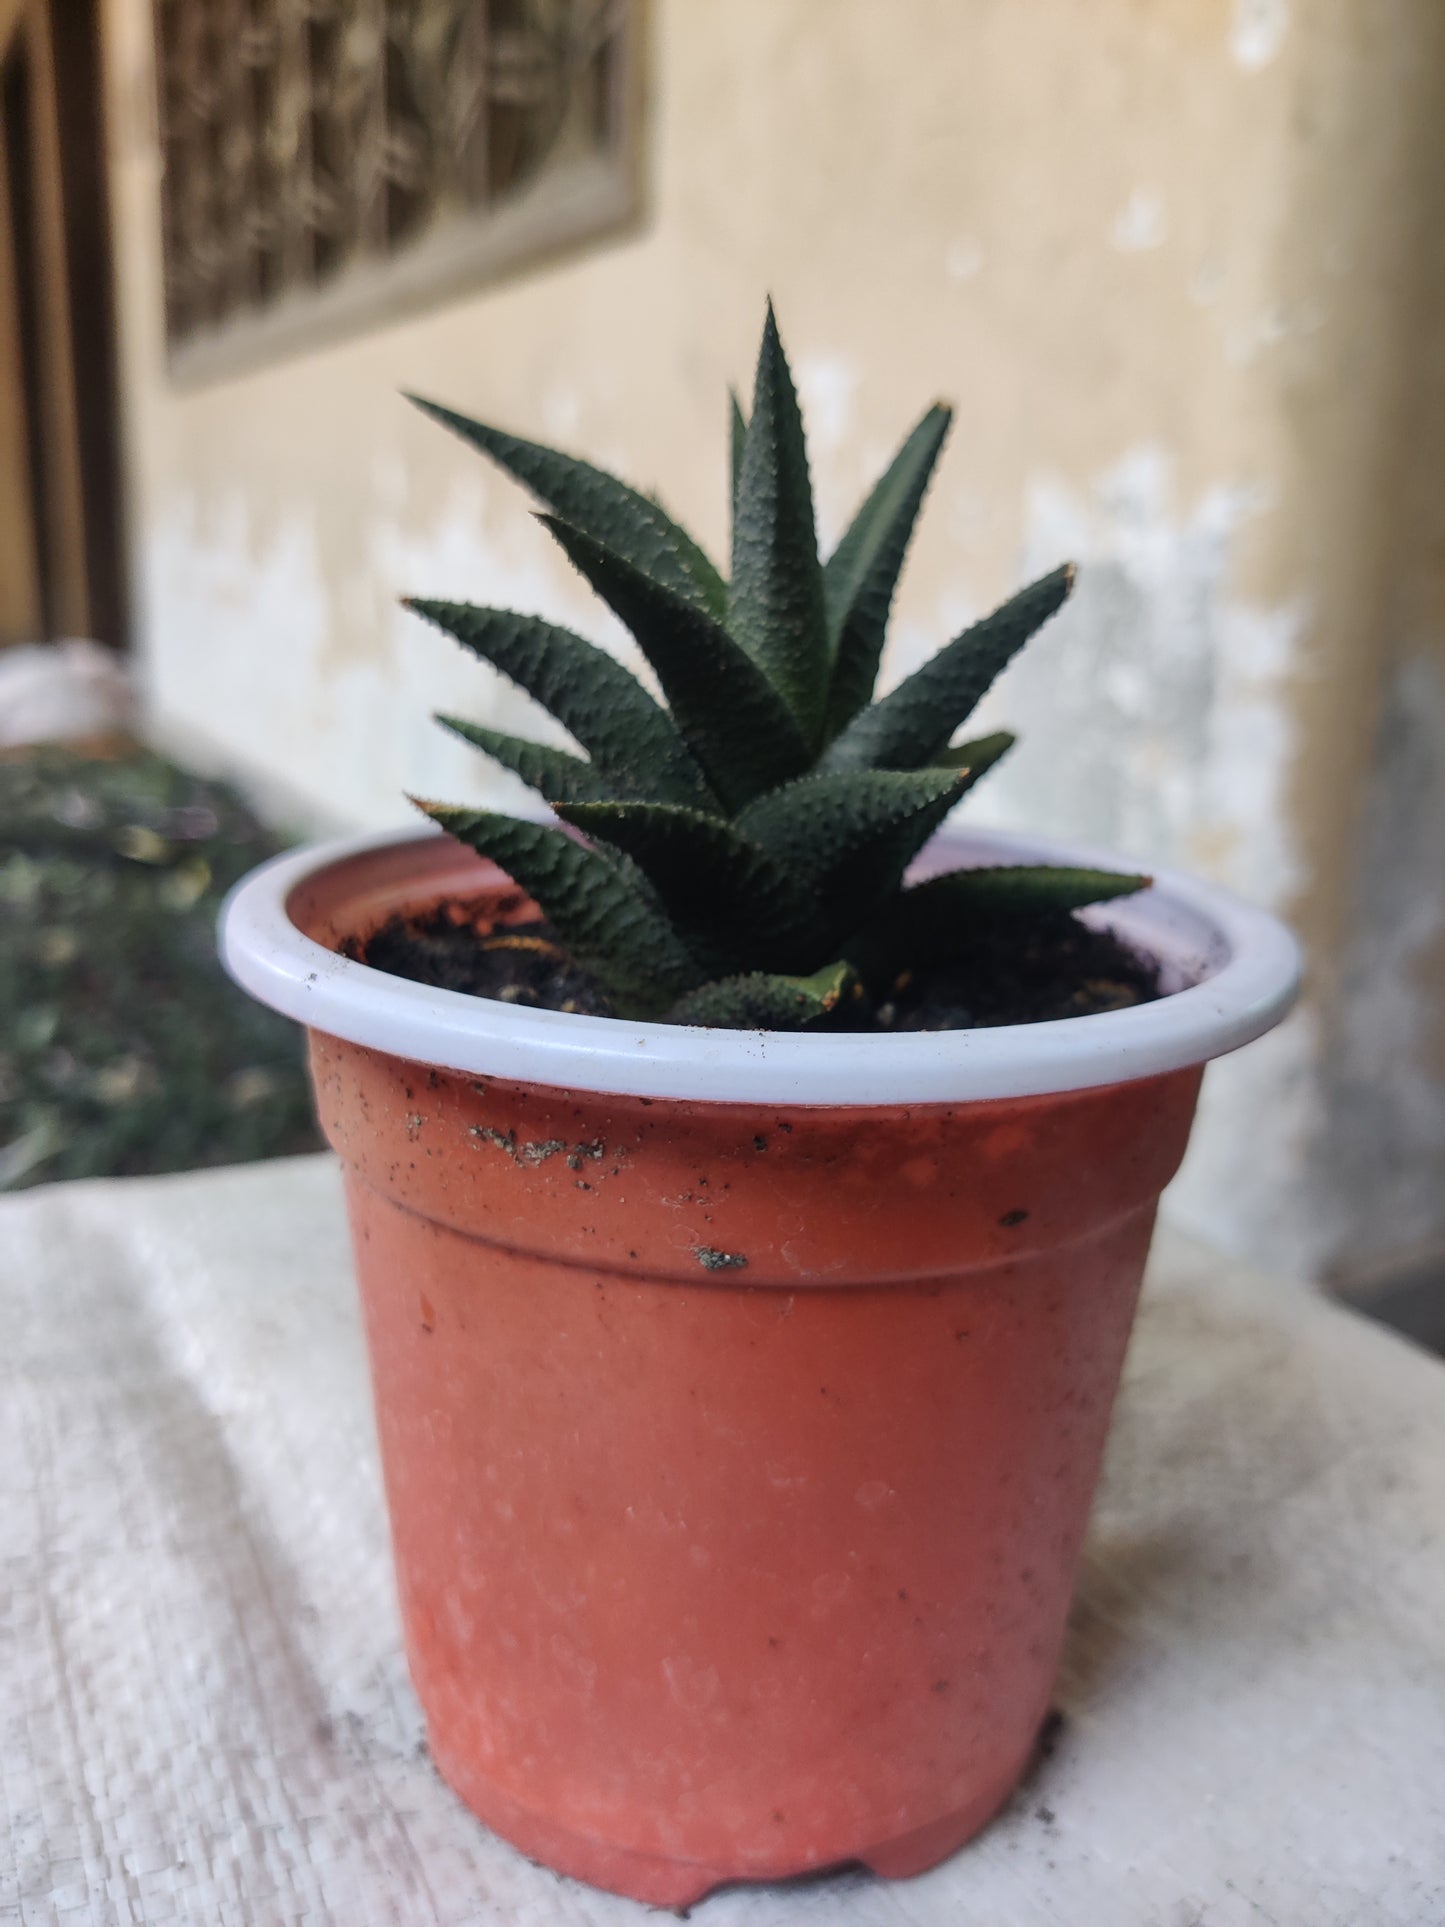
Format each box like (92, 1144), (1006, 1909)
(153, 0), (639, 378)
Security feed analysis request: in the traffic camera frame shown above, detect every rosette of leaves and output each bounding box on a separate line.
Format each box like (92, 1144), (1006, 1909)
(405, 304), (1146, 1030)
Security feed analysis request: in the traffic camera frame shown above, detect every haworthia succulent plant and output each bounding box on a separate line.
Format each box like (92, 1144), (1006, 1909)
(407, 306), (1148, 1029)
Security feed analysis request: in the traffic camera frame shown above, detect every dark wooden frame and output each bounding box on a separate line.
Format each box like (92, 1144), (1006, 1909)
(0, 0), (126, 648)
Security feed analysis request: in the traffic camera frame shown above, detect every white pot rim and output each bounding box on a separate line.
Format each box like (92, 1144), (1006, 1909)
(219, 823), (1301, 1106)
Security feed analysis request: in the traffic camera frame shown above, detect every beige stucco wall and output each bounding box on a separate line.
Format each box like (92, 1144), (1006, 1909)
(103, 0), (1445, 1284)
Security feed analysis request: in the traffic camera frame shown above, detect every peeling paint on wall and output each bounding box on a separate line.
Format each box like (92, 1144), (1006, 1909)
(944, 237), (985, 284)
(955, 448), (1305, 912)
(145, 494), (336, 807)
(144, 479), (642, 830)
(907, 447), (1314, 1268)
(1110, 189), (1168, 254)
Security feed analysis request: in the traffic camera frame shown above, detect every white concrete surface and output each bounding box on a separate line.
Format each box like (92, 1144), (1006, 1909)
(3, 1154), (1443, 1925)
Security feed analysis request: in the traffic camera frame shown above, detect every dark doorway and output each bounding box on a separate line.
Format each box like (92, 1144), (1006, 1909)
(0, 0), (125, 650)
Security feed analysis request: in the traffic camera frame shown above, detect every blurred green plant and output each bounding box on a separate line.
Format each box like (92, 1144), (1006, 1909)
(0, 746), (321, 1190)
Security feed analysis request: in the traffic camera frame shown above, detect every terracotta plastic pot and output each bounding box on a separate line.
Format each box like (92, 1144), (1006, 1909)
(221, 824), (1299, 1907)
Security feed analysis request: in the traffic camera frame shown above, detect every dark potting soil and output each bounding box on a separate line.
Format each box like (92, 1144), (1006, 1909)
(352, 895), (1161, 1031)
(351, 898), (618, 1018)
(877, 909), (1161, 1030)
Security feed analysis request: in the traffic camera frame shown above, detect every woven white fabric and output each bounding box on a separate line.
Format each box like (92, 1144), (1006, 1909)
(3, 1155), (1443, 1926)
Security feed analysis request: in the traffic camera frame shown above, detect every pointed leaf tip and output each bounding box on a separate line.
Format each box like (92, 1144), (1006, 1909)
(435, 716), (620, 807)
(824, 564), (1076, 773)
(845, 863), (1152, 981)
(405, 393), (727, 616)
(665, 960), (857, 1032)
(730, 303), (830, 743)
(405, 599), (716, 811)
(823, 402), (955, 735)
(933, 729), (1017, 780)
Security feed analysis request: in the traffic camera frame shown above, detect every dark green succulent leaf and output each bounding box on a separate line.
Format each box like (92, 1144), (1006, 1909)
(823, 403), (953, 737)
(435, 716), (618, 806)
(730, 388), (747, 514)
(932, 729), (1016, 781)
(737, 767), (969, 926)
(415, 803), (703, 1014)
(666, 961), (858, 1032)
(647, 505), (734, 630)
(556, 800), (828, 976)
(406, 394), (728, 617)
(538, 516), (811, 812)
(823, 564), (1076, 773)
(728, 303), (831, 743)
(407, 600), (717, 813)
(847, 863), (1152, 978)
(904, 862), (1151, 918)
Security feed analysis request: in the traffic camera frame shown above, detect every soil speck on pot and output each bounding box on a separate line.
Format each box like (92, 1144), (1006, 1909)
(695, 1247), (748, 1272)
(1000, 1208), (1030, 1227)
(470, 1126), (601, 1169)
